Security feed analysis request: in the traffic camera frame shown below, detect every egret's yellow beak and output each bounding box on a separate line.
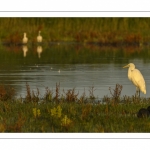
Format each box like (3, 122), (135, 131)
(123, 64), (129, 68)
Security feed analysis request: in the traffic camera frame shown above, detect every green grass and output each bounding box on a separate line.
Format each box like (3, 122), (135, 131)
(1, 18), (150, 44)
(0, 98), (150, 132)
(0, 83), (150, 133)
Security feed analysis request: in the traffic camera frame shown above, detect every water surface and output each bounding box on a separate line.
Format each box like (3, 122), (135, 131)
(0, 43), (150, 99)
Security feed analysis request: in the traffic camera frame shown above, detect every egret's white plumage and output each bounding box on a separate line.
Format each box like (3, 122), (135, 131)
(22, 33), (28, 44)
(37, 31), (42, 43)
(123, 63), (146, 95)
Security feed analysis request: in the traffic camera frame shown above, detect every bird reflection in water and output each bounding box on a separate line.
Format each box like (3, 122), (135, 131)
(22, 45), (28, 57)
(37, 45), (43, 58)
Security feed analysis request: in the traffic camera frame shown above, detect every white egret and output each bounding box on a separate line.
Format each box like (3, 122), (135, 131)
(37, 46), (43, 58)
(22, 32), (28, 44)
(123, 63), (146, 97)
(37, 31), (42, 43)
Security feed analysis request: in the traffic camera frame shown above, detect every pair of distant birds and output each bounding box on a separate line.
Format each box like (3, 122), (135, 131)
(22, 31), (42, 44)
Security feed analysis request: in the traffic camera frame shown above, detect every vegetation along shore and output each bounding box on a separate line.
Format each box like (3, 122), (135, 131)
(0, 18), (150, 46)
(0, 83), (149, 132)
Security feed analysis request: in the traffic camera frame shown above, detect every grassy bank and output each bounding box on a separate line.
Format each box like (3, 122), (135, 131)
(0, 83), (150, 132)
(1, 99), (150, 133)
(0, 18), (150, 45)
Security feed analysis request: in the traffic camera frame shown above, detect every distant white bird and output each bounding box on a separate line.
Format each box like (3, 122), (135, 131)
(22, 32), (28, 44)
(123, 63), (146, 96)
(37, 46), (43, 58)
(37, 31), (42, 43)
(22, 45), (28, 57)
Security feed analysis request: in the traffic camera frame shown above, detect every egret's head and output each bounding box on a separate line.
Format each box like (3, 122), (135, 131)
(123, 63), (135, 69)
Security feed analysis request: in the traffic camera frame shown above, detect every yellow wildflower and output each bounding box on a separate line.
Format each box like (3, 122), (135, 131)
(57, 105), (62, 118)
(33, 108), (41, 118)
(51, 107), (57, 116)
(37, 109), (41, 117)
(50, 105), (62, 118)
(33, 108), (37, 118)
(61, 115), (72, 126)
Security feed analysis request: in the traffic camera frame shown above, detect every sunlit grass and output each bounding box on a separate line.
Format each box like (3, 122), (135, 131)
(0, 18), (150, 45)
(0, 83), (150, 132)
(0, 98), (150, 132)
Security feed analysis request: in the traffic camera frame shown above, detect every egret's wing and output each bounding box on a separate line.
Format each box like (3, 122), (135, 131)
(131, 69), (146, 89)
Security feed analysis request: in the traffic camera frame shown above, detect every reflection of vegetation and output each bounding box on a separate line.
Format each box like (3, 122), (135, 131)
(0, 43), (150, 67)
(0, 18), (150, 44)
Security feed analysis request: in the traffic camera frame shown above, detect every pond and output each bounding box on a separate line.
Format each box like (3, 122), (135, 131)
(0, 42), (150, 99)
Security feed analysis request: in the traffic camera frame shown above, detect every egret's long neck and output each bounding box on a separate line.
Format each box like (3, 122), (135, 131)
(128, 67), (134, 80)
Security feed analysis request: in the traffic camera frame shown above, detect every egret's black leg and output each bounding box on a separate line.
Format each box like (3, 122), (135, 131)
(139, 90), (140, 98)
(136, 89), (139, 98)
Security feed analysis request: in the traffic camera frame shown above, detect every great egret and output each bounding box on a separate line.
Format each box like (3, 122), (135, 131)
(22, 33), (28, 44)
(37, 31), (42, 43)
(137, 106), (150, 118)
(123, 63), (146, 96)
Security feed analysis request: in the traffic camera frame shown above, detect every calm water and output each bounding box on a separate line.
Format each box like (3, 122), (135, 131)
(0, 43), (150, 99)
